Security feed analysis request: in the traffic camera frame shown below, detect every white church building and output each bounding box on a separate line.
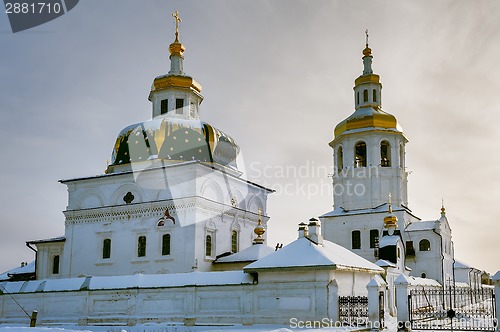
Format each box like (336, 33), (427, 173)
(1, 15), (497, 330)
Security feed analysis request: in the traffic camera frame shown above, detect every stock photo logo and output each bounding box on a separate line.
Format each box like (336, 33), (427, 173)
(4, 0), (79, 32)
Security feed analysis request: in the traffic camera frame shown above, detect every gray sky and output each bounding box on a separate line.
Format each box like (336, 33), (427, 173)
(0, 1), (499, 274)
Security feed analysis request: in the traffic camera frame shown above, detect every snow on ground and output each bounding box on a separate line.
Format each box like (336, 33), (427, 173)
(0, 325), (369, 332)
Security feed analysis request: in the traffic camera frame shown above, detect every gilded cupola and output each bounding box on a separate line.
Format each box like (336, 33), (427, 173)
(334, 32), (401, 138)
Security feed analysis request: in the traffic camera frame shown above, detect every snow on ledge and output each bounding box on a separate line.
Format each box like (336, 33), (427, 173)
(0, 271), (254, 294)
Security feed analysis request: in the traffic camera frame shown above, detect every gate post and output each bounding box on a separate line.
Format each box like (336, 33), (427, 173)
(367, 275), (386, 330)
(327, 279), (339, 323)
(394, 274), (410, 331)
(493, 271), (500, 331)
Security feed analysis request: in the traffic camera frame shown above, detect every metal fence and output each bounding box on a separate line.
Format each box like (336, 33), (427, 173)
(338, 295), (369, 326)
(409, 287), (496, 331)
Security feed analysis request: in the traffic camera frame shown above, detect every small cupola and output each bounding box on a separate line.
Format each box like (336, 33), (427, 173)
(383, 193), (398, 235)
(148, 11), (203, 119)
(253, 209), (266, 245)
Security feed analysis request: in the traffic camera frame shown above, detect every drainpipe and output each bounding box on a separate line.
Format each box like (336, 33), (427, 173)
(25, 242), (37, 280)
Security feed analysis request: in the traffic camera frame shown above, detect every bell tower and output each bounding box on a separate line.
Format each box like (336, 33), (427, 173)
(329, 34), (409, 211)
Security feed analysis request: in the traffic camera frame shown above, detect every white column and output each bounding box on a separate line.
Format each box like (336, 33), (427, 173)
(367, 275), (386, 330)
(327, 279), (339, 323)
(493, 271), (500, 331)
(394, 274), (410, 331)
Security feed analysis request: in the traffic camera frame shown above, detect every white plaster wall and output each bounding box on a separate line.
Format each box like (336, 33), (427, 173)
(0, 273), (371, 326)
(46, 163), (271, 279)
(331, 131), (408, 211)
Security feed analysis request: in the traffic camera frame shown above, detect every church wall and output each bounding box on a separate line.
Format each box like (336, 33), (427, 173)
(50, 163), (271, 279)
(404, 231), (443, 283)
(321, 210), (415, 263)
(0, 272), (375, 326)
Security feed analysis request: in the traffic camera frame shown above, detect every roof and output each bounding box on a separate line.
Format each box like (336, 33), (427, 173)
(244, 237), (383, 273)
(27, 236), (66, 244)
(321, 203), (420, 220)
(0, 271), (254, 293)
(214, 244), (274, 264)
(379, 235), (400, 248)
(375, 259), (397, 268)
(0, 261), (35, 281)
(107, 116), (240, 173)
(406, 220), (437, 231)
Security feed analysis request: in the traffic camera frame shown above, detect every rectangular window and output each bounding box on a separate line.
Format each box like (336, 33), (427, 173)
(352, 230), (361, 249)
(160, 99), (168, 114)
(406, 241), (415, 256)
(138, 236), (147, 257)
(190, 102), (196, 118)
(205, 234), (213, 257)
(52, 255), (60, 274)
(370, 229), (379, 249)
(231, 230), (238, 253)
(175, 98), (184, 114)
(103, 238), (111, 259)
(162, 234), (171, 256)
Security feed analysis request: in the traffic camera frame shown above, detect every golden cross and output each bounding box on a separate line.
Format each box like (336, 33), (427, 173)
(365, 29), (369, 47)
(257, 208), (262, 224)
(172, 11), (182, 39)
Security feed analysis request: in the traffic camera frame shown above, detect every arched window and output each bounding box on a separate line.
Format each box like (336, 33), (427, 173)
(421, 272), (427, 278)
(380, 141), (391, 167)
(102, 238), (111, 259)
(52, 255), (60, 274)
(352, 230), (361, 249)
(138, 236), (147, 257)
(354, 142), (367, 168)
(373, 89), (377, 102)
(162, 234), (171, 256)
(231, 230), (238, 253)
(363, 89), (368, 102)
(356, 92), (360, 105)
(337, 146), (344, 173)
(370, 229), (379, 248)
(205, 235), (213, 257)
(419, 239), (431, 251)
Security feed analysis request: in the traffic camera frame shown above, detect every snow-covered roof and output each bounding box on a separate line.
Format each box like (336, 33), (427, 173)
(214, 244), (274, 264)
(376, 259), (397, 268)
(244, 237), (383, 273)
(405, 276), (441, 287)
(0, 271), (254, 294)
(406, 220), (437, 231)
(454, 260), (471, 269)
(379, 235), (399, 247)
(321, 203), (400, 217)
(27, 236), (66, 244)
(0, 262), (35, 281)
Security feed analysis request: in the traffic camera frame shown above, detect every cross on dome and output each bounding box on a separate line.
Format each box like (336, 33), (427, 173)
(172, 10), (182, 42)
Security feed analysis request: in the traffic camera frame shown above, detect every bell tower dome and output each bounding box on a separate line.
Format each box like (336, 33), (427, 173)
(329, 33), (409, 211)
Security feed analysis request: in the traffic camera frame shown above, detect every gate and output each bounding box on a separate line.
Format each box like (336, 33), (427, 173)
(338, 296), (368, 326)
(409, 287), (497, 331)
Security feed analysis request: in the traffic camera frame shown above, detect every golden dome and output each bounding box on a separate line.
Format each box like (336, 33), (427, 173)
(107, 118), (239, 173)
(334, 107), (399, 137)
(149, 74), (202, 98)
(363, 46), (372, 57)
(169, 40), (185, 57)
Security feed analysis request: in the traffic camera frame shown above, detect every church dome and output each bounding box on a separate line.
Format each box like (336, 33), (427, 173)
(107, 116), (239, 173)
(334, 106), (401, 137)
